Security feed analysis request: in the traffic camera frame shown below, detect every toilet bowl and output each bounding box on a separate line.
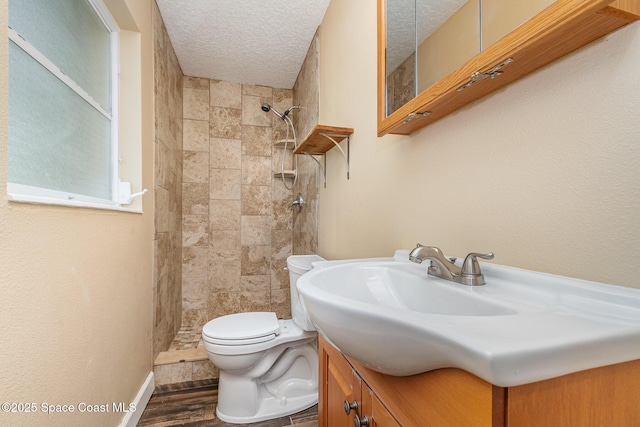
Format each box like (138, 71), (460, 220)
(202, 254), (325, 424)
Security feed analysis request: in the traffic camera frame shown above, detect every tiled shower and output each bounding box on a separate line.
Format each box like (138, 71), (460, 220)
(180, 78), (298, 332)
(152, 2), (321, 383)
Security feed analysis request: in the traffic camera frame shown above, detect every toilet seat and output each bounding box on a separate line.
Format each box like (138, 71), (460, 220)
(203, 312), (280, 346)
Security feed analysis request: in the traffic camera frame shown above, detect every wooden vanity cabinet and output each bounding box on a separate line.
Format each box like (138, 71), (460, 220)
(319, 336), (640, 426)
(361, 386), (402, 427)
(320, 333), (362, 427)
(319, 336), (503, 426)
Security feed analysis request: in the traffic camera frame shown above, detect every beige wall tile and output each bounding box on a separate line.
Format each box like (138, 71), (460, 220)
(209, 200), (241, 231)
(182, 215), (209, 247)
(241, 216), (271, 246)
(184, 76), (209, 89)
(272, 181), (293, 231)
(155, 187), (170, 233)
(271, 288), (291, 319)
(242, 95), (272, 127)
(156, 234), (170, 282)
(241, 246), (270, 275)
(242, 84), (273, 97)
(183, 151), (209, 183)
(153, 364), (173, 386)
(207, 291), (241, 318)
(209, 260), (242, 293)
(210, 138), (241, 169)
(240, 289), (271, 312)
(241, 185), (271, 216)
(242, 155), (271, 186)
(272, 229), (293, 260)
(183, 87), (209, 120)
(242, 125), (272, 156)
(273, 174), (294, 202)
(183, 277), (208, 311)
(241, 275), (270, 292)
(210, 168), (241, 199)
(183, 182), (209, 215)
(272, 117), (294, 142)
(183, 120), (209, 151)
(210, 107), (242, 139)
(192, 360), (217, 380)
(182, 309), (209, 330)
(210, 230), (241, 261)
(292, 33), (319, 142)
(183, 246), (209, 278)
(270, 259), (290, 290)
(155, 141), (169, 188)
(210, 80), (242, 109)
(273, 88), (293, 106)
(171, 362), (193, 383)
(272, 145), (293, 176)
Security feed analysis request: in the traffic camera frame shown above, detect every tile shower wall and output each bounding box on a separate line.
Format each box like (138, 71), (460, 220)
(293, 32), (320, 256)
(153, 2), (184, 359)
(181, 78), (296, 329)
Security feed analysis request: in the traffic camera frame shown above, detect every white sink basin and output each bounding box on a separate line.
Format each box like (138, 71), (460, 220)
(297, 250), (640, 387)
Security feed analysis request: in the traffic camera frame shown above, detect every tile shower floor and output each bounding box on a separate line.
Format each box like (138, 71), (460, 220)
(154, 326), (213, 387)
(169, 325), (205, 351)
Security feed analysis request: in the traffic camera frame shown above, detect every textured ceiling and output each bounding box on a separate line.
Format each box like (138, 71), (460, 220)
(155, 0), (331, 89)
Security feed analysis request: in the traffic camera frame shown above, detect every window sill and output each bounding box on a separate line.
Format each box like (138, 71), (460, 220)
(8, 183), (143, 214)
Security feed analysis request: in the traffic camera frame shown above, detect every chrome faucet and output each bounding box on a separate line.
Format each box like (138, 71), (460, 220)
(290, 193), (304, 213)
(409, 244), (494, 286)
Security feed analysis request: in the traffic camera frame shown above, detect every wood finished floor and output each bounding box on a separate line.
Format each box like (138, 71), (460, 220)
(138, 380), (318, 427)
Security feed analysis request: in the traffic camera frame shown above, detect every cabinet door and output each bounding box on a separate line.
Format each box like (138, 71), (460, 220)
(361, 386), (402, 427)
(319, 336), (362, 427)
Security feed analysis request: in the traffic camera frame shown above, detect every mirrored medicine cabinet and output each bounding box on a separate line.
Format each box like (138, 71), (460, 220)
(378, 0), (640, 136)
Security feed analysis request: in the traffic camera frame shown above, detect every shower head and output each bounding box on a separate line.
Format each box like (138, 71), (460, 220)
(261, 103), (303, 121)
(261, 103), (284, 120)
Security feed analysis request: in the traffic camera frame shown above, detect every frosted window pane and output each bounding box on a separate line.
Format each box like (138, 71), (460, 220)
(9, 0), (111, 112)
(8, 41), (112, 200)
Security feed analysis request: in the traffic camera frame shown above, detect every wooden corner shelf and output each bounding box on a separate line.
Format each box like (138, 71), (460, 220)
(292, 125), (354, 187)
(293, 125), (354, 155)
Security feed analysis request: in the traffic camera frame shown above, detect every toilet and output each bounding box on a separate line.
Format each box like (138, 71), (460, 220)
(202, 254), (325, 424)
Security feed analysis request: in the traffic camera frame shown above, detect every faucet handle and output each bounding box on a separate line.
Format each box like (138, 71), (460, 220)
(461, 252), (494, 276)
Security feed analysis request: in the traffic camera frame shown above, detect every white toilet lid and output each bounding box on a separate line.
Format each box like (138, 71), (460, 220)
(203, 312), (280, 345)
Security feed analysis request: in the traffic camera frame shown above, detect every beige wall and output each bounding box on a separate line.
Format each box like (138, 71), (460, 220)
(0, 0), (155, 425)
(482, 0), (556, 49)
(417, 0), (480, 92)
(318, 0), (640, 289)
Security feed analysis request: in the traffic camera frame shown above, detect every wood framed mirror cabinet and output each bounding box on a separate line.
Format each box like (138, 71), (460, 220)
(378, 0), (640, 136)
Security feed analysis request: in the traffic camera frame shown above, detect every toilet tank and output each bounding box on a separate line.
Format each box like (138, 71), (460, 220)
(287, 254), (325, 331)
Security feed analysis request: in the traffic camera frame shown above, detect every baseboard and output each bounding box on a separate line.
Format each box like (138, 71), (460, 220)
(119, 371), (155, 427)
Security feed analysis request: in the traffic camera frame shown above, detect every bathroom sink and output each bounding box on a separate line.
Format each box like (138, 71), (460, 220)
(307, 261), (517, 316)
(297, 251), (640, 387)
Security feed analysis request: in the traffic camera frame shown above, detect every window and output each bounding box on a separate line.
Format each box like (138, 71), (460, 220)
(8, 0), (121, 208)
